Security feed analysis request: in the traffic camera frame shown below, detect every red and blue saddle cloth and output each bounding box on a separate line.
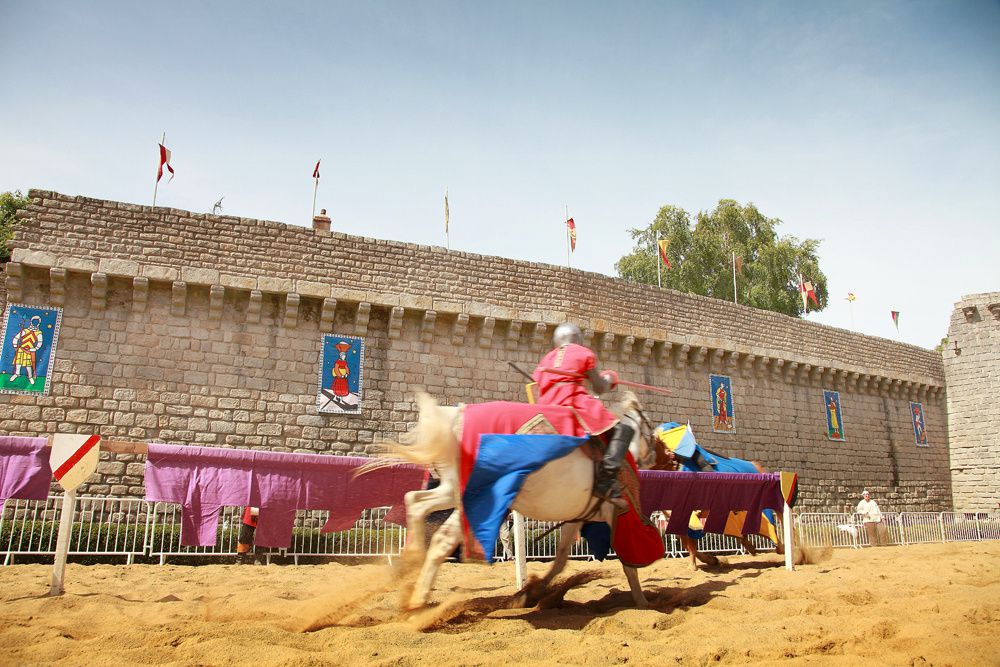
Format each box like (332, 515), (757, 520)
(459, 402), (664, 566)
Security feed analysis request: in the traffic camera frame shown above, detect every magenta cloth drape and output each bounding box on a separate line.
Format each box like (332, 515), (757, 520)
(639, 470), (787, 536)
(144, 444), (427, 547)
(0, 436), (52, 504)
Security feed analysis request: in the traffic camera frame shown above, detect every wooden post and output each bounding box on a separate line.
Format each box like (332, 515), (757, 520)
(512, 510), (527, 589)
(48, 489), (77, 596)
(783, 501), (794, 571)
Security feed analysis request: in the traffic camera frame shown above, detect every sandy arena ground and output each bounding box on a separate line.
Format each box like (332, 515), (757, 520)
(1, 541), (998, 666)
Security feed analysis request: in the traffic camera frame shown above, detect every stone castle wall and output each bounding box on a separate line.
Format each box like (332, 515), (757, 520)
(0, 190), (952, 511)
(944, 293), (999, 511)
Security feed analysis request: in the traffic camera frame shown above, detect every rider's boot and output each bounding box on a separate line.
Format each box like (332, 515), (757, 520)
(593, 422), (634, 510)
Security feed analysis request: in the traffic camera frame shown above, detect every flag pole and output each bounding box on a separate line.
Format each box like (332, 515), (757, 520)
(656, 232), (662, 289)
(849, 299), (855, 330)
(565, 205), (570, 269)
(799, 272), (806, 314)
(445, 187), (450, 251)
(311, 171), (319, 222)
(153, 132), (164, 207)
(732, 250), (738, 304)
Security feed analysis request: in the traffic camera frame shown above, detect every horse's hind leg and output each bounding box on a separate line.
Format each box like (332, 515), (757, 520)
(407, 510), (462, 611)
(403, 486), (452, 556)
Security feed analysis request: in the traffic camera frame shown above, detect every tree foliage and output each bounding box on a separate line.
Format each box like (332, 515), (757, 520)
(1, 190), (30, 264)
(615, 200), (827, 317)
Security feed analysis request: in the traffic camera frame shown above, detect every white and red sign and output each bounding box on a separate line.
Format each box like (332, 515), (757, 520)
(50, 434), (101, 492)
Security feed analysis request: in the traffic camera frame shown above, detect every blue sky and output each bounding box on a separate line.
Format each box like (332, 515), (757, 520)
(1, 1), (997, 349)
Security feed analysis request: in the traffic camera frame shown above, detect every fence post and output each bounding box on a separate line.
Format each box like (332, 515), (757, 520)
(939, 512), (945, 543)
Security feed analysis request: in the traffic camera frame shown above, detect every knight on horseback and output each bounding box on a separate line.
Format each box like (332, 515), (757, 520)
(533, 323), (635, 508)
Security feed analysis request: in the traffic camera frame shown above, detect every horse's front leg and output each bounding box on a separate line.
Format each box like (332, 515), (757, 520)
(738, 536), (759, 556)
(520, 521), (581, 607)
(621, 564), (648, 608)
(407, 510), (462, 611)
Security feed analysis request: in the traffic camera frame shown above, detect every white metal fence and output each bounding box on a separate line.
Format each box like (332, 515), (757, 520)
(1, 496), (150, 564)
(2, 496), (999, 565)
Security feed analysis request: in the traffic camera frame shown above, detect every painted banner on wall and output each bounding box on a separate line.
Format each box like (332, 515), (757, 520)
(317, 334), (364, 414)
(910, 402), (928, 446)
(0, 304), (63, 396)
(709, 374), (735, 433)
(823, 390), (845, 441)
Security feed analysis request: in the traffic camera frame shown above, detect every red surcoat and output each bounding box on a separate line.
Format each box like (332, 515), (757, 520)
(532, 343), (618, 436)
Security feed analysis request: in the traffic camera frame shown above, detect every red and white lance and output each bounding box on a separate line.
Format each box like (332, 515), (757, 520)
(536, 367), (673, 396)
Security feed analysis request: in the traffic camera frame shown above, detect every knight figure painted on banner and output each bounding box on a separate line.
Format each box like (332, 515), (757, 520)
(1, 304), (63, 396)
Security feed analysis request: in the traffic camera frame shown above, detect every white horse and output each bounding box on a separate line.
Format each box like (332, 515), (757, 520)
(388, 391), (655, 611)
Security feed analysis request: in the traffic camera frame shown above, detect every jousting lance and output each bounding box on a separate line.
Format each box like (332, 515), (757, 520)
(536, 367), (673, 397)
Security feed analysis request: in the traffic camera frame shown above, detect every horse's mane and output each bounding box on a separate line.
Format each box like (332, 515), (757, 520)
(614, 390), (642, 417)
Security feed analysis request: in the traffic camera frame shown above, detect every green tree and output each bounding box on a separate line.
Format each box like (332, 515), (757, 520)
(615, 199), (827, 317)
(1, 190), (31, 264)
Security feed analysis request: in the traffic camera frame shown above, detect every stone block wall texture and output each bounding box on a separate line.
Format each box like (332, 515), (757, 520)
(0, 191), (953, 511)
(943, 293), (1000, 511)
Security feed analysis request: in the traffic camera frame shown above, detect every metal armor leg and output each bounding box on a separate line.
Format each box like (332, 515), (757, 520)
(593, 422), (635, 500)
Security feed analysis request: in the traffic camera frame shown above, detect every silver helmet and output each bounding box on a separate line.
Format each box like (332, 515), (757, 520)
(552, 322), (583, 347)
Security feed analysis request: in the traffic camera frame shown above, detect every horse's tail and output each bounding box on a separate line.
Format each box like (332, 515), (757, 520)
(382, 392), (460, 467)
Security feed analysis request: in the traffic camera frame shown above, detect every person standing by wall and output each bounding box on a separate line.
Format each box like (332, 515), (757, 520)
(235, 506), (259, 564)
(856, 490), (884, 547)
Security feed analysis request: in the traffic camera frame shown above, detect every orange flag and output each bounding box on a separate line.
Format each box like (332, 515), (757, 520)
(658, 239), (671, 269)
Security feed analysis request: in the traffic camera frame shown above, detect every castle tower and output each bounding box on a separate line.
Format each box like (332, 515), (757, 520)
(944, 292), (1000, 511)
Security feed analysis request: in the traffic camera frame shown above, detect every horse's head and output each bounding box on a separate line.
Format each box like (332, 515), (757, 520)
(616, 391), (662, 470)
(649, 433), (679, 471)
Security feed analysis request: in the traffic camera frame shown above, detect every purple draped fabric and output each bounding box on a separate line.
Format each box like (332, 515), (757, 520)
(639, 469), (786, 536)
(144, 444), (427, 547)
(0, 436), (52, 504)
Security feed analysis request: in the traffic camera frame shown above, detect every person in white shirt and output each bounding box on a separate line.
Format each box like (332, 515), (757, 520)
(856, 490), (884, 546)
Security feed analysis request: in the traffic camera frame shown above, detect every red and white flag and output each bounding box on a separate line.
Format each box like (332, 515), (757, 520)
(566, 218), (576, 252)
(312, 159), (321, 180)
(157, 143), (174, 183)
(798, 277), (818, 311)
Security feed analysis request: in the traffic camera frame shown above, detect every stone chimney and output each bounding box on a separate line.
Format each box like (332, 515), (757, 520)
(312, 208), (331, 232)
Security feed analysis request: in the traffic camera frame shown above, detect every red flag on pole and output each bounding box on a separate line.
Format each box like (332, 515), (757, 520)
(312, 160), (321, 180)
(566, 218), (576, 252)
(798, 278), (818, 311)
(658, 238), (671, 269)
(157, 143), (174, 183)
